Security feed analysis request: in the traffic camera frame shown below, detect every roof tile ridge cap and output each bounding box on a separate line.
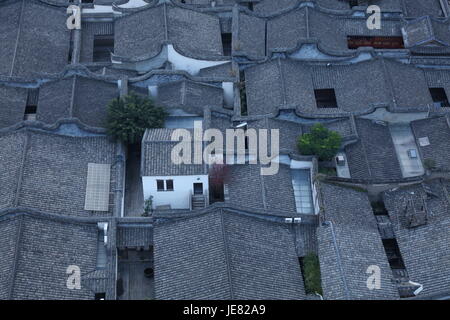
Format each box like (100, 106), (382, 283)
(232, 4), (240, 55)
(219, 209), (235, 300)
(7, 214), (24, 299)
(400, 0), (408, 17)
(163, 3), (169, 42)
(277, 58), (287, 106)
(305, 4), (310, 39)
(354, 119), (373, 178)
(9, 0), (25, 77)
(13, 130), (29, 208)
(380, 58), (398, 110)
(69, 76), (77, 118)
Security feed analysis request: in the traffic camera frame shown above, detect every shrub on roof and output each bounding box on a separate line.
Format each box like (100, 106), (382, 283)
(297, 124), (342, 161)
(106, 93), (168, 145)
(302, 252), (323, 296)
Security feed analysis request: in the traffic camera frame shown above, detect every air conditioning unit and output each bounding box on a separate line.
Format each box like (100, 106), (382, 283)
(336, 155), (346, 166)
(418, 137), (430, 147)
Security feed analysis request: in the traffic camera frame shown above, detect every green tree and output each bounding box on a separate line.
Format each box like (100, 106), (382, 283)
(298, 124), (342, 161)
(106, 93), (168, 144)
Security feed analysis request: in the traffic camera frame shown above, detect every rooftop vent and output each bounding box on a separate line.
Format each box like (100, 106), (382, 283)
(407, 149), (418, 159)
(405, 197), (428, 228)
(85, 163), (111, 212)
(418, 137), (430, 147)
(336, 155), (346, 166)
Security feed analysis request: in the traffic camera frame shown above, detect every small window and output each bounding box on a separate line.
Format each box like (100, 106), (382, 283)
(429, 87), (450, 108)
(247, 2), (254, 11)
(24, 89), (39, 120)
(166, 180), (174, 191)
(314, 89), (338, 108)
(95, 293), (106, 300)
(382, 239), (406, 270)
(221, 33), (232, 56)
(156, 180), (165, 191)
(349, 0), (358, 8)
(347, 36), (404, 49)
(93, 35), (114, 62)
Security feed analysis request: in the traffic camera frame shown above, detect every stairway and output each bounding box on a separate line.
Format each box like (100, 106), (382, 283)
(192, 195), (206, 210)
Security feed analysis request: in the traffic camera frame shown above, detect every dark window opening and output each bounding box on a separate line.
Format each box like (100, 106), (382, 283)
(24, 89), (39, 120)
(382, 239), (406, 270)
(166, 179), (174, 191)
(429, 87), (450, 108)
(156, 180), (165, 191)
(240, 71), (247, 116)
(96, 229), (107, 270)
(93, 35), (114, 62)
(298, 257), (306, 284)
(221, 33), (232, 56)
(314, 89), (338, 108)
(347, 36), (405, 50)
(371, 201), (388, 216)
(82, 0), (95, 3)
(349, 0), (359, 7)
(247, 2), (254, 11)
(193, 183), (203, 195)
(24, 105), (37, 120)
(95, 293), (106, 300)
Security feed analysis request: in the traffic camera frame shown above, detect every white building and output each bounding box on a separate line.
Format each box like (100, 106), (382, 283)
(141, 128), (209, 210)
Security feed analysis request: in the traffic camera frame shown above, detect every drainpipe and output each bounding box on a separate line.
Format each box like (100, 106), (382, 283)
(68, 3), (82, 64)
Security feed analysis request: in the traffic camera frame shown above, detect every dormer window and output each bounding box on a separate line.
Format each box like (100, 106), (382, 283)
(221, 33), (232, 56)
(314, 89), (338, 108)
(24, 89), (39, 121)
(93, 35), (114, 62)
(429, 87), (450, 108)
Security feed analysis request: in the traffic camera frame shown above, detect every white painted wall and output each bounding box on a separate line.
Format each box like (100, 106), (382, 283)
(222, 82), (234, 107)
(142, 175), (209, 210)
(167, 45), (228, 75)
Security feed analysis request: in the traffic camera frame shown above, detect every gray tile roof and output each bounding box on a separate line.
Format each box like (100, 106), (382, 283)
(38, 76), (119, 129)
(0, 127), (119, 217)
(345, 118), (403, 181)
(245, 57), (444, 117)
(141, 128), (208, 176)
(0, 212), (103, 300)
(225, 163), (299, 215)
(117, 223), (153, 249)
(0, 85), (28, 129)
(0, 74), (119, 130)
(114, 4), (225, 61)
(383, 179), (450, 297)
(318, 182), (400, 299)
(411, 116), (450, 172)
(0, 0), (70, 78)
(156, 80), (224, 115)
(153, 207), (306, 300)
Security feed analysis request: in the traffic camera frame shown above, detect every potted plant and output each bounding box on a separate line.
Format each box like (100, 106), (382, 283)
(142, 195), (153, 217)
